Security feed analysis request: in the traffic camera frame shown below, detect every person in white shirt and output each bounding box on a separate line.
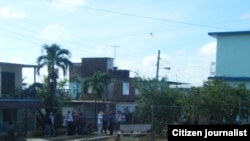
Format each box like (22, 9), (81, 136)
(66, 111), (75, 135)
(97, 111), (104, 136)
(116, 111), (122, 131)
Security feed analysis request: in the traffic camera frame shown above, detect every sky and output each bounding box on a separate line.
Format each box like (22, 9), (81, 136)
(0, 0), (250, 87)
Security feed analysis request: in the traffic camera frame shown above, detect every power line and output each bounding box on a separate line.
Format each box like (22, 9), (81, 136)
(47, 0), (236, 30)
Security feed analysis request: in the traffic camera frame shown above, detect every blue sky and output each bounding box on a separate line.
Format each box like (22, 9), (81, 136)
(0, 0), (250, 87)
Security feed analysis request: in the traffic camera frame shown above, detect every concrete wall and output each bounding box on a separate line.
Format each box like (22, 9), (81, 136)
(120, 124), (151, 133)
(216, 34), (250, 77)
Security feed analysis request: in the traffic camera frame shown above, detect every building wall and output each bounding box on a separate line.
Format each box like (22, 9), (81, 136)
(81, 58), (113, 77)
(208, 31), (250, 89)
(216, 34), (250, 77)
(69, 57), (137, 103)
(114, 78), (136, 102)
(0, 65), (22, 97)
(69, 63), (81, 80)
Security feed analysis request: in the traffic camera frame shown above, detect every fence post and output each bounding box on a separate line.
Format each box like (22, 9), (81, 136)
(151, 105), (155, 141)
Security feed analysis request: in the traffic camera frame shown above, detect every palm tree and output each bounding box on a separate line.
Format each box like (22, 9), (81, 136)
(83, 71), (111, 125)
(84, 71), (111, 100)
(36, 43), (72, 111)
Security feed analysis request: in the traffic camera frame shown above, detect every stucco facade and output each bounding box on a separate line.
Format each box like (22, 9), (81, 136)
(208, 31), (250, 88)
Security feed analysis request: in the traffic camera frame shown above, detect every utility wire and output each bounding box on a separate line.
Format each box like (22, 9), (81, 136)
(47, 0), (236, 30)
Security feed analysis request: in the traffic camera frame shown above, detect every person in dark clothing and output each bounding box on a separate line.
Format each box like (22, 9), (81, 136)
(44, 114), (52, 136)
(108, 112), (114, 135)
(49, 112), (56, 136)
(76, 112), (85, 135)
(102, 113), (107, 135)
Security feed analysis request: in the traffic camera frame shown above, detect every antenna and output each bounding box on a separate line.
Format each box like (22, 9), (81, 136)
(113, 45), (119, 66)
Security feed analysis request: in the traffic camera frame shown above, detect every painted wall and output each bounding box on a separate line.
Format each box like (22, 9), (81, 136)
(216, 34), (250, 77)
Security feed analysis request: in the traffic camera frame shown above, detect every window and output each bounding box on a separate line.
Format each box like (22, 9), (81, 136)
(135, 88), (140, 95)
(2, 72), (15, 95)
(87, 87), (92, 94)
(123, 82), (129, 95)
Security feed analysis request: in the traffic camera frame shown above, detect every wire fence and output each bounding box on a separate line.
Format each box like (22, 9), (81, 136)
(115, 105), (184, 140)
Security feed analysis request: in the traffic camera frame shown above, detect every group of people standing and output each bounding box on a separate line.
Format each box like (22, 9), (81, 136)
(44, 110), (125, 137)
(97, 111), (125, 136)
(64, 110), (86, 136)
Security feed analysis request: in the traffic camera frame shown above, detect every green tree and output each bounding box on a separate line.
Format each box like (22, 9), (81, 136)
(179, 86), (203, 124)
(36, 43), (72, 112)
(83, 71), (111, 100)
(180, 79), (250, 124)
(34, 76), (71, 129)
(133, 77), (183, 136)
(83, 71), (111, 126)
(21, 82), (44, 98)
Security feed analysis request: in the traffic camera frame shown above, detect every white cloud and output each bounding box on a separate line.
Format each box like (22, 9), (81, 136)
(128, 47), (214, 87)
(119, 52), (209, 87)
(175, 49), (186, 55)
(50, 0), (86, 12)
(96, 45), (106, 54)
(23, 67), (47, 85)
(142, 55), (157, 67)
(39, 24), (69, 42)
(0, 36), (4, 46)
(0, 6), (25, 19)
(198, 41), (216, 62)
(241, 12), (250, 20)
(139, 54), (171, 78)
(93, 45), (113, 57)
(177, 41), (216, 86)
(9, 58), (24, 64)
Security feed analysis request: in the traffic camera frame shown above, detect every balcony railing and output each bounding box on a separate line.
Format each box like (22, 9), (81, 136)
(79, 94), (97, 100)
(56, 89), (79, 100)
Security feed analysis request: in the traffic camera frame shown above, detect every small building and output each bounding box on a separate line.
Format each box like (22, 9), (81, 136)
(0, 62), (43, 137)
(208, 31), (250, 89)
(68, 57), (138, 123)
